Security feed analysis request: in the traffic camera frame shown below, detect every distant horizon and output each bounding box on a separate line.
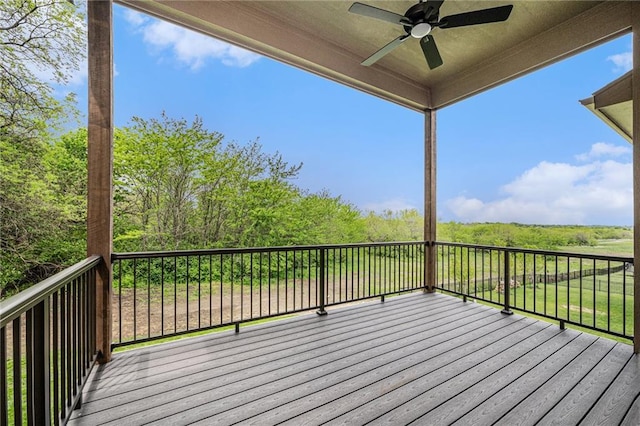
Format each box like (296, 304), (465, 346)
(434, 221), (633, 229)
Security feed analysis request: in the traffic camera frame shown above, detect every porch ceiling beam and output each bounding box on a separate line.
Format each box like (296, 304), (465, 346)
(117, 0), (430, 111)
(432, 1), (633, 109)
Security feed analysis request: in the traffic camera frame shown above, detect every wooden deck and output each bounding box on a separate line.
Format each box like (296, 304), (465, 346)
(69, 292), (640, 425)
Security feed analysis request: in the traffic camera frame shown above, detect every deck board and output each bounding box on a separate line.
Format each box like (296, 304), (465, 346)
(579, 353), (640, 425)
(185, 315), (534, 425)
(621, 395), (640, 426)
(493, 337), (616, 426)
(69, 292), (640, 426)
(344, 323), (567, 425)
(96, 301), (497, 424)
(80, 297), (477, 420)
(271, 317), (539, 426)
(451, 333), (597, 425)
(536, 342), (632, 426)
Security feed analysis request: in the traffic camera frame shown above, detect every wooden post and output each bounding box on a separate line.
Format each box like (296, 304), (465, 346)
(633, 2), (640, 354)
(88, 0), (114, 363)
(424, 109), (437, 292)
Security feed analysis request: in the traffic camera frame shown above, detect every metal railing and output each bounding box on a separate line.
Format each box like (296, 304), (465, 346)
(111, 242), (426, 347)
(0, 256), (101, 425)
(435, 242), (634, 339)
(1, 240), (634, 425)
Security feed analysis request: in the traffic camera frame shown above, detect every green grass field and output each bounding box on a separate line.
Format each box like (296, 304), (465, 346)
(438, 239), (635, 341)
(558, 239), (633, 256)
(472, 280), (633, 337)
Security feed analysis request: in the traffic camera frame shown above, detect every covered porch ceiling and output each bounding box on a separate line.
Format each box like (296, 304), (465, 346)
(118, 0), (632, 111)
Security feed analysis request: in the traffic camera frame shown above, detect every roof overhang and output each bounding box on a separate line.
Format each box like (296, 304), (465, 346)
(580, 71), (632, 143)
(116, 1), (633, 112)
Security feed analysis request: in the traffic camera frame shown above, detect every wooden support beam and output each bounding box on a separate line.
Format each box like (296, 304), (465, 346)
(633, 2), (640, 354)
(424, 109), (437, 292)
(88, 0), (114, 363)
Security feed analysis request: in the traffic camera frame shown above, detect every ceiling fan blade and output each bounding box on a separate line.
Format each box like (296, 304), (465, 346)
(439, 5), (513, 29)
(362, 34), (410, 66)
(423, 0), (445, 20)
(420, 35), (443, 69)
(348, 2), (408, 26)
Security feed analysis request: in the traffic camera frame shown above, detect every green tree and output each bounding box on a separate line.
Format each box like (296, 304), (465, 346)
(114, 114), (220, 249)
(0, 0), (85, 135)
(44, 128), (87, 225)
(363, 209), (423, 242)
(200, 142), (302, 248)
(1, 132), (54, 296)
(113, 113), (306, 250)
(1, 1), (86, 297)
(292, 191), (365, 245)
(0, 128), (86, 297)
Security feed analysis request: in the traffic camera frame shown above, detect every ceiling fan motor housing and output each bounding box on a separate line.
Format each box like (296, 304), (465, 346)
(403, 2), (437, 37)
(411, 22), (432, 38)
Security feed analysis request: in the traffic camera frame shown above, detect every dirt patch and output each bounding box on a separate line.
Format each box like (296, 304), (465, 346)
(112, 278), (383, 343)
(560, 304), (605, 316)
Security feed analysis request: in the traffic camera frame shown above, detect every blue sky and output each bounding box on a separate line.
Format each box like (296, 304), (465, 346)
(66, 4), (634, 226)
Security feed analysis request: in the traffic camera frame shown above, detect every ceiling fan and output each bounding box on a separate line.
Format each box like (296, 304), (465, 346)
(348, 0), (513, 69)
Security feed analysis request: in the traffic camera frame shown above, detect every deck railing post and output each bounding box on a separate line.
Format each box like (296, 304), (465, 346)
(317, 248), (328, 316)
(501, 250), (513, 315)
(425, 241), (436, 293)
(31, 300), (51, 424)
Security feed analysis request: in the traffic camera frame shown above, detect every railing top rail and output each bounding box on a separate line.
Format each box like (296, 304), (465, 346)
(111, 241), (427, 261)
(435, 241), (633, 263)
(0, 255), (102, 327)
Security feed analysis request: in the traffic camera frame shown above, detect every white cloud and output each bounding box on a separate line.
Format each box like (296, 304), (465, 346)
(575, 142), (631, 161)
(445, 147), (632, 225)
(607, 51), (632, 73)
(123, 9), (148, 26)
(363, 198), (418, 214)
(123, 9), (260, 70)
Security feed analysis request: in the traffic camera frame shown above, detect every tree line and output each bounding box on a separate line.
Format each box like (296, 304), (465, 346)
(1, 113), (371, 296)
(113, 113), (370, 250)
(2, 111), (633, 297)
(438, 222), (631, 250)
(0, 1), (633, 298)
